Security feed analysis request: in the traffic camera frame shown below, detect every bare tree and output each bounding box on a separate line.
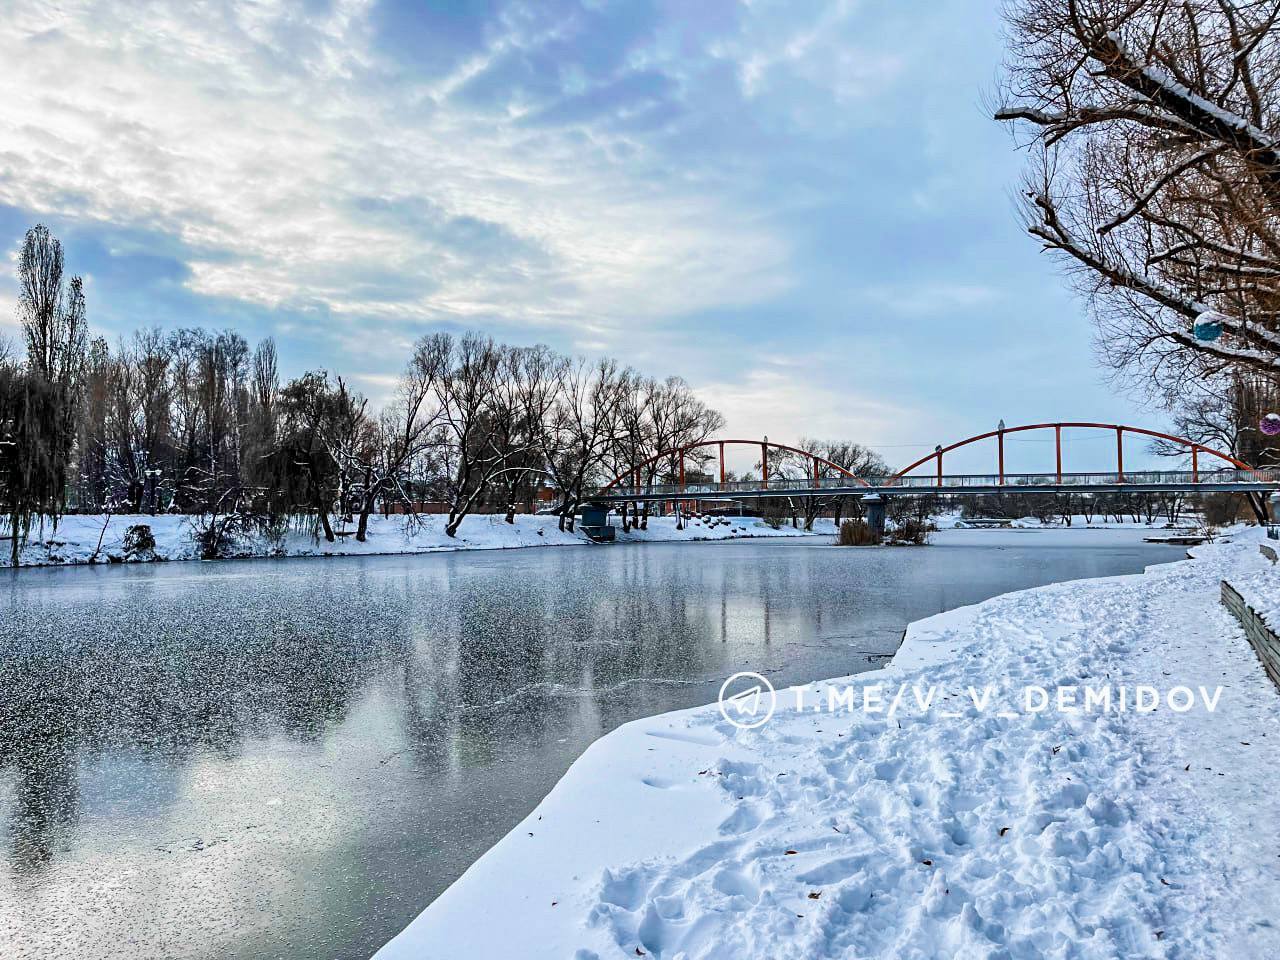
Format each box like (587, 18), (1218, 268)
(633, 377), (724, 530)
(102, 329), (172, 512)
(241, 337), (280, 510)
(996, 0), (1280, 390)
(275, 371), (360, 542)
(340, 334), (449, 541)
(607, 371), (654, 533)
(75, 336), (112, 510)
(772, 439), (890, 530)
(539, 357), (627, 532)
(494, 344), (563, 524)
(1156, 367), (1280, 462)
(425, 333), (541, 537)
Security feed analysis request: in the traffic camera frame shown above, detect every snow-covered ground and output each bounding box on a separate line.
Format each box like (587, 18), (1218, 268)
(5, 509), (1203, 568)
(1233, 542), (1280, 630)
(0, 513), (836, 567)
(377, 528), (1280, 959)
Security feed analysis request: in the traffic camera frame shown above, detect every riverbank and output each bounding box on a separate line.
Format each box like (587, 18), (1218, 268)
(2, 510), (1198, 569)
(0, 513), (837, 568)
(377, 527), (1280, 959)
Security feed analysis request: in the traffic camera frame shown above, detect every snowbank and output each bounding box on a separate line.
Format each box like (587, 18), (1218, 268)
(1231, 540), (1280, 632)
(376, 531), (1280, 959)
(6, 511), (1208, 568)
(1, 513), (836, 568)
(936, 513), (1203, 530)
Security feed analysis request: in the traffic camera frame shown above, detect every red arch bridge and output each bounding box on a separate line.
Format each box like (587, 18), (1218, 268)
(593, 422), (1280, 517)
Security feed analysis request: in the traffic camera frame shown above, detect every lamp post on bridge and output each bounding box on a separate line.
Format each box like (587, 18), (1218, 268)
(997, 419), (1006, 486)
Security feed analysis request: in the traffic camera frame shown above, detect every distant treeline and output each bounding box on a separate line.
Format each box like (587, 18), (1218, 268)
(0, 226), (730, 556)
(0, 225), (897, 563)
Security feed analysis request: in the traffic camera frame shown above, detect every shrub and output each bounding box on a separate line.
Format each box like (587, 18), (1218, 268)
(887, 518), (932, 545)
(189, 512), (270, 560)
(122, 524), (157, 558)
(1200, 493), (1248, 526)
(837, 519), (878, 546)
(263, 516), (289, 554)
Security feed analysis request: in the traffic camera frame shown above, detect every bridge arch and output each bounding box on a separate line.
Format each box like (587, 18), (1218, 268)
(602, 438), (872, 492)
(888, 421), (1259, 486)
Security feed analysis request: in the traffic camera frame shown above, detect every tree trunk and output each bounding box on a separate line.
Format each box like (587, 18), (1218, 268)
(356, 491), (375, 542)
(1246, 492), (1269, 525)
(354, 467), (374, 541)
(558, 501), (576, 532)
(446, 501), (468, 536)
(317, 500), (335, 542)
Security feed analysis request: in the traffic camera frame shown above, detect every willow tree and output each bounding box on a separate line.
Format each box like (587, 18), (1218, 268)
(0, 367), (64, 565)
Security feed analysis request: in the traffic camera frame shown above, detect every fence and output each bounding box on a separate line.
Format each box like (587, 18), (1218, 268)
(1222, 580), (1280, 692)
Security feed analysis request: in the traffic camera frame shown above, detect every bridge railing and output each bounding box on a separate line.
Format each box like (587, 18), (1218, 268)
(596, 468), (1280, 499)
(882, 468), (1280, 489)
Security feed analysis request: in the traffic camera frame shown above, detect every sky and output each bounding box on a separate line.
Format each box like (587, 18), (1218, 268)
(0, 0), (1174, 474)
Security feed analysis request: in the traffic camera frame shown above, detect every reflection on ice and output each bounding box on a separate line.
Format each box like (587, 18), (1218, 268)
(0, 531), (1182, 959)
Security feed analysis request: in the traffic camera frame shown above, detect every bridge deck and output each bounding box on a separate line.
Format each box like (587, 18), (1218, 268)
(592, 469), (1280, 502)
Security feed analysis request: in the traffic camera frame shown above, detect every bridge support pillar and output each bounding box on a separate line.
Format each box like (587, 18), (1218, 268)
(862, 494), (886, 543)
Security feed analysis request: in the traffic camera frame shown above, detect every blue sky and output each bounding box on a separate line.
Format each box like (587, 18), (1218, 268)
(0, 0), (1172, 473)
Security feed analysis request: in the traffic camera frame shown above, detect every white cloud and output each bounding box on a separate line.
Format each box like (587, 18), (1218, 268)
(347, 371), (401, 406)
(696, 361), (916, 450)
(0, 0), (799, 347)
(0, 286), (19, 330)
(861, 283), (1002, 315)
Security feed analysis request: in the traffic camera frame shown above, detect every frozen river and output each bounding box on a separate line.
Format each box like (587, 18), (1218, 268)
(0, 528), (1184, 959)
